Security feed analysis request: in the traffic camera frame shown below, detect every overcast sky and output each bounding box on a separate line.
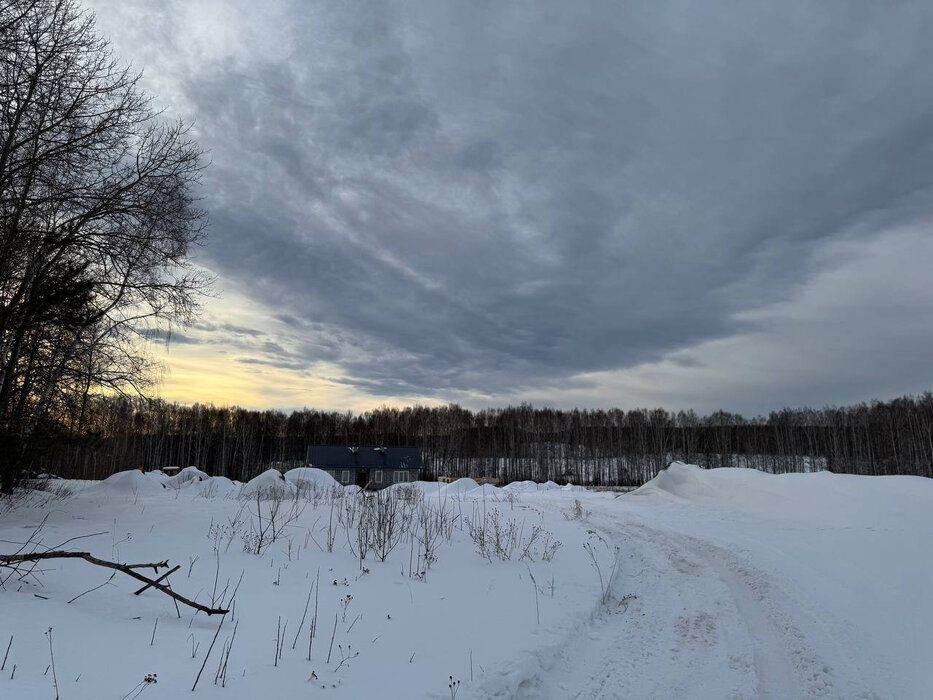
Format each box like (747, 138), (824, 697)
(86, 0), (933, 415)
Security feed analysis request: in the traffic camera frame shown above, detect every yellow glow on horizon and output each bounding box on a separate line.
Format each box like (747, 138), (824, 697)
(147, 333), (444, 413)
(136, 284), (453, 412)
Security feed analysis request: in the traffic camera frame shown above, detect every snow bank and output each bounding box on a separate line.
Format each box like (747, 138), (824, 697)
(632, 461), (719, 500)
(196, 476), (240, 499)
(169, 466), (209, 486)
(90, 469), (165, 496)
(503, 480), (539, 493)
(439, 477), (478, 497)
(239, 469), (295, 499)
(469, 483), (501, 498)
(284, 467), (339, 490)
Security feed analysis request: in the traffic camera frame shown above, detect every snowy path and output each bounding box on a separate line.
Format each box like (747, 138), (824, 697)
(475, 465), (933, 699)
(495, 520), (820, 698)
(500, 511), (868, 700)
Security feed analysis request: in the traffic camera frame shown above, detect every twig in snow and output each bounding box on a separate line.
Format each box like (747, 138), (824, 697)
(292, 580), (315, 649)
(67, 573), (116, 604)
(326, 612), (338, 664)
(192, 613), (226, 691)
(45, 628), (59, 700)
(1, 634), (12, 671)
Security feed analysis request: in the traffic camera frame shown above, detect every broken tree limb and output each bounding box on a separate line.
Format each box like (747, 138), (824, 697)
(0, 551), (228, 615)
(134, 565), (180, 595)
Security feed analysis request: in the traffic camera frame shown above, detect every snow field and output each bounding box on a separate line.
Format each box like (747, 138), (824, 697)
(0, 471), (602, 699)
(3, 463), (932, 698)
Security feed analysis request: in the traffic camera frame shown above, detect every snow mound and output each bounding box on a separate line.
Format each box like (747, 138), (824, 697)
(469, 483), (501, 498)
(439, 478), (479, 497)
(504, 480), (539, 493)
(170, 466), (209, 485)
(384, 481), (422, 497)
(284, 467), (339, 490)
(539, 481), (560, 491)
(633, 462), (720, 501)
(239, 469), (295, 499)
(197, 476), (240, 499)
(92, 470), (165, 496)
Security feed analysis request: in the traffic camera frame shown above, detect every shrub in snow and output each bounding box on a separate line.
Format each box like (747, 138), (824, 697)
(563, 499), (589, 521)
(241, 490), (304, 555)
(467, 506), (560, 563)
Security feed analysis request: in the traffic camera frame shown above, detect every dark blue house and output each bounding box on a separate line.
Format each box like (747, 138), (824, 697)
(307, 446), (422, 489)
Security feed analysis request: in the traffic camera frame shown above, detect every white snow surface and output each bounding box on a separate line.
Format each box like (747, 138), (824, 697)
(89, 469), (166, 496)
(239, 468), (296, 499)
(438, 477), (479, 497)
(169, 466), (210, 486)
(283, 467), (339, 490)
(1, 463), (931, 699)
(196, 476), (240, 500)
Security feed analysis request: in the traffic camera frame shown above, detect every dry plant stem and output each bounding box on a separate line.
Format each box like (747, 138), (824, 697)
(2, 634), (12, 671)
(292, 580), (315, 649)
(67, 573), (116, 604)
(0, 551), (228, 615)
(192, 613), (226, 691)
(326, 612), (338, 664)
(45, 628), (59, 700)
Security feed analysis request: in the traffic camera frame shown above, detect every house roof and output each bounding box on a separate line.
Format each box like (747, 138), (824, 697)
(307, 446), (423, 470)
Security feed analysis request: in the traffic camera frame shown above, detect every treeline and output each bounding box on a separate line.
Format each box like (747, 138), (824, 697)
(31, 392), (933, 485)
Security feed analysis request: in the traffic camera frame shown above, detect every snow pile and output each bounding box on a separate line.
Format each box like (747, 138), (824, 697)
(168, 466), (209, 486)
(632, 461), (719, 500)
(89, 469), (165, 496)
(284, 467), (339, 490)
(238, 469), (295, 499)
(503, 480), (539, 493)
(439, 477), (479, 497)
(469, 483), (501, 498)
(147, 469), (171, 484)
(196, 476), (240, 499)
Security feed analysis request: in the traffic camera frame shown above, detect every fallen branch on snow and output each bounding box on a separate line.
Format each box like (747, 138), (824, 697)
(0, 551), (228, 615)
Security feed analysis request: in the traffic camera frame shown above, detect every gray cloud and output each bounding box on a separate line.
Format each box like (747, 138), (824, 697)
(88, 0), (933, 410)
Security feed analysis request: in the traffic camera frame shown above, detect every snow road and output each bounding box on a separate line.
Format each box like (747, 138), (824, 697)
(475, 465), (933, 700)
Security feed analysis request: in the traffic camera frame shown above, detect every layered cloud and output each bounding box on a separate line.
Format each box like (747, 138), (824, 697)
(87, 0), (933, 412)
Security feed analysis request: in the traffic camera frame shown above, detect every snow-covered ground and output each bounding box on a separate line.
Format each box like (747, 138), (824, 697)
(1, 463), (931, 699)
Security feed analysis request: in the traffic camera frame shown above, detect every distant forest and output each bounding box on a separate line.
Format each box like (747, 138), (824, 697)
(32, 392), (933, 485)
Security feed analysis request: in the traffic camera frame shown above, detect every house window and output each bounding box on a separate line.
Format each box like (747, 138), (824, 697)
(393, 470), (408, 483)
(374, 470), (383, 484)
(341, 470), (350, 484)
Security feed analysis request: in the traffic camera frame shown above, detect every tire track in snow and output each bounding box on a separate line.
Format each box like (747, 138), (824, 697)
(482, 507), (853, 699)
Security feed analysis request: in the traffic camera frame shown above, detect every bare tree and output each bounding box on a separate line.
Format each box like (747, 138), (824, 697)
(0, 0), (207, 489)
